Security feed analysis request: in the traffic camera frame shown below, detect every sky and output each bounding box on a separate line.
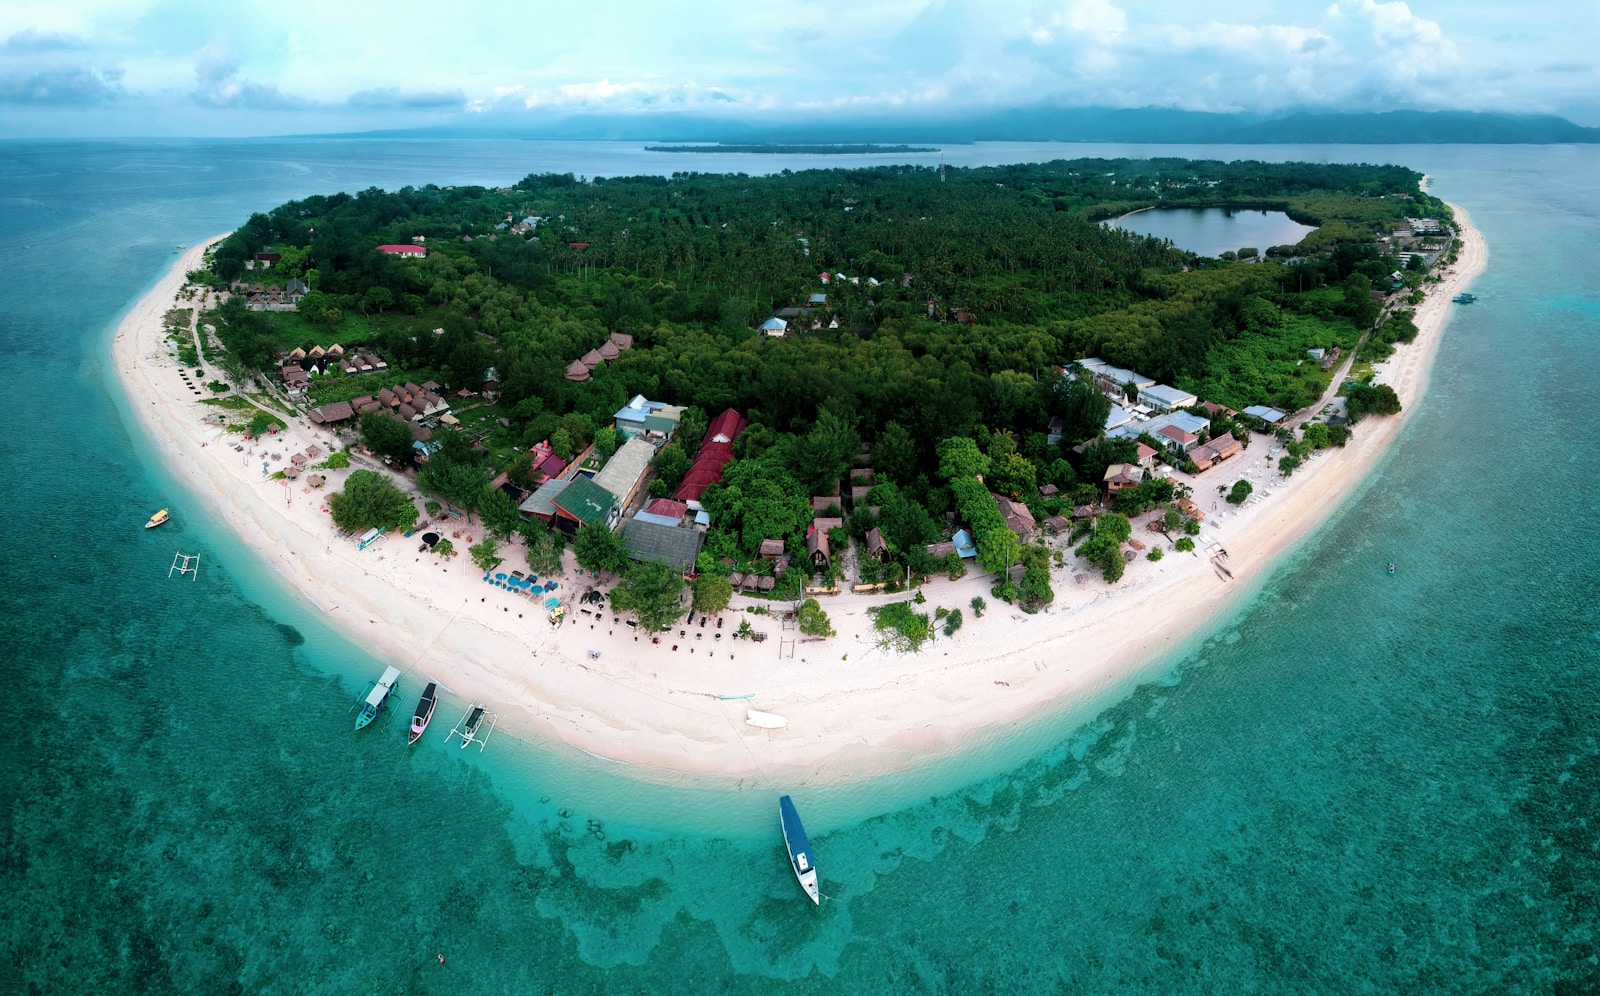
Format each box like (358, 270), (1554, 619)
(0, 0), (1595, 137)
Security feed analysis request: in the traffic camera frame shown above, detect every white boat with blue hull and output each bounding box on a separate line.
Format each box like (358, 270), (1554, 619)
(779, 795), (820, 905)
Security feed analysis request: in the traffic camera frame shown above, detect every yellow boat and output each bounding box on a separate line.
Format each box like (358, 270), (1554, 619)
(145, 509), (170, 529)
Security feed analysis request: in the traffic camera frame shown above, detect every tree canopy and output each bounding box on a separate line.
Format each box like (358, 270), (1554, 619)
(328, 470), (418, 534)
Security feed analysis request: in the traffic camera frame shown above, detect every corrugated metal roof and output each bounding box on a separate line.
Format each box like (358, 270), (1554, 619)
(551, 476), (614, 524)
(593, 438), (655, 501)
(621, 519), (703, 573)
(519, 478), (571, 517)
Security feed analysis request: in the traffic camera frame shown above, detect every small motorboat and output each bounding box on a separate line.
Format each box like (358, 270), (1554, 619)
(408, 681), (438, 745)
(1387, 561), (1397, 576)
(145, 509), (170, 529)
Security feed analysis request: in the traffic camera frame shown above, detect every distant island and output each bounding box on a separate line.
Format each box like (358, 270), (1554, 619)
(645, 143), (939, 154)
(327, 108), (1600, 145)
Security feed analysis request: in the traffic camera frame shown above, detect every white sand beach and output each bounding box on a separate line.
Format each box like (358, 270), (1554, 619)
(112, 206), (1485, 784)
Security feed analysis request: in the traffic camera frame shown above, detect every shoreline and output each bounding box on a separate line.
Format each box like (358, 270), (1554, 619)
(111, 205), (1485, 785)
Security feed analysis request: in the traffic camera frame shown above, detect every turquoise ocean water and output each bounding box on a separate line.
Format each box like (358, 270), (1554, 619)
(2, 140), (1597, 992)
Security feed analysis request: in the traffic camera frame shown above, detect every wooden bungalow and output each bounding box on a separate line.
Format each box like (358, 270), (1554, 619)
(864, 528), (891, 563)
(610, 331), (633, 351)
(580, 348), (605, 368)
(564, 359), (591, 382)
(807, 517), (842, 570)
(1044, 515), (1072, 535)
(759, 538), (785, 559)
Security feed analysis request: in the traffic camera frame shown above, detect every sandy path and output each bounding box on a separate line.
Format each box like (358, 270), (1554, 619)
(110, 204), (1485, 784)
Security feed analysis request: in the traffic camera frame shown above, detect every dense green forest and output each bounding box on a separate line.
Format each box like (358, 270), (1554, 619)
(200, 157), (1443, 603)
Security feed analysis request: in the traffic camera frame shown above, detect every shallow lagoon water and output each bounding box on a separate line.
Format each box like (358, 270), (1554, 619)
(1110, 206), (1319, 257)
(3, 139), (1598, 991)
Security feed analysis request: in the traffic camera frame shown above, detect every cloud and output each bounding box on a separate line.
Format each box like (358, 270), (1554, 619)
(346, 86), (465, 110)
(191, 53), (310, 110)
(1, 29), (88, 52)
(0, 65), (121, 104)
(484, 79), (746, 114)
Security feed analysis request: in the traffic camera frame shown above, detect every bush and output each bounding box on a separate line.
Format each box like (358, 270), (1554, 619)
(1147, 547), (1164, 562)
(942, 609), (963, 637)
(434, 538), (453, 557)
(1175, 537), (1195, 553)
(470, 537), (502, 572)
(1227, 480), (1253, 505)
(944, 552), (967, 581)
(870, 600), (930, 652)
(970, 596), (986, 618)
(798, 598), (835, 638)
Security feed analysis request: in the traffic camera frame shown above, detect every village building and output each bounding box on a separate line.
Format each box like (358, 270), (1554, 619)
(518, 478), (572, 523)
(674, 408), (747, 508)
(619, 518), (704, 574)
(377, 244), (426, 258)
(591, 437), (656, 512)
(992, 493), (1036, 539)
(864, 528), (891, 562)
(549, 476), (617, 536)
(613, 395), (683, 443)
(807, 517), (843, 570)
(1188, 432), (1243, 471)
(1104, 463), (1145, 493)
(1242, 405), (1287, 425)
(1138, 384), (1199, 414)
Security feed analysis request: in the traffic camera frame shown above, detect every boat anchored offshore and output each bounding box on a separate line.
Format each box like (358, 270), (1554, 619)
(1452, 293), (1477, 304)
(779, 795), (821, 905)
(408, 681), (438, 745)
(353, 666), (402, 731)
(145, 509), (170, 529)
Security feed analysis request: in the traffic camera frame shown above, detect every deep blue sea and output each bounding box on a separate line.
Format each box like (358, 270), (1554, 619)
(3, 139), (1598, 993)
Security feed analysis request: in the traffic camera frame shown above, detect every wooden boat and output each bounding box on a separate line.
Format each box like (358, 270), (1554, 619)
(408, 681), (437, 745)
(450, 702), (496, 752)
(354, 666), (402, 731)
(779, 795), (821, 905)
(1452, 293), (1477, 303)
(145, 509), (170, 529)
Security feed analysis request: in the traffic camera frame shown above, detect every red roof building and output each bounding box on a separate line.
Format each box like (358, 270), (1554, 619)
(377, 244), (426, 256)
(674, 408), (747, 505)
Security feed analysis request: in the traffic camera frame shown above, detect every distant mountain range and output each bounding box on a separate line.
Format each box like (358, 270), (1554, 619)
(327, 108), (1600, 145)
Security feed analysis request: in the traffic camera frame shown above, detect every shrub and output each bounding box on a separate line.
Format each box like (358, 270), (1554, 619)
(942, 609), (963, 637)
(970, 596), (986, 618)
(1175, 537), (1195, 553)
(1147, 547), (1164, 562)
(798, 598), (836, 638)
(1227, 480), (1253, 505)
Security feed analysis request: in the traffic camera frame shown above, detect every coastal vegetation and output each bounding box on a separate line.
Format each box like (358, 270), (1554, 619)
(200, 157), (1436, 627)
(328, 470), (419, 534)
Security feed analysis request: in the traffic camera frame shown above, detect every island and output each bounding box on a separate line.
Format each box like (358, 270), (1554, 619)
(113, 158), (1485, 782)
(644, 143), (939, 154)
